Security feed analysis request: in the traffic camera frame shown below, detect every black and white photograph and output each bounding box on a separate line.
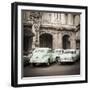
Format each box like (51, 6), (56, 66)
(22, 10), (80, 77)
(11, 2), (87, 87)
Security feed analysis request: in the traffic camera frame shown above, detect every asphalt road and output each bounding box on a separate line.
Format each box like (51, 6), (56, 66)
(23, 61), (80, 77)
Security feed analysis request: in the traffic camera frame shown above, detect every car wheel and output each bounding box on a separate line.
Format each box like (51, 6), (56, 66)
(56, 57), (61, 64)
(47, 59), (50, 66)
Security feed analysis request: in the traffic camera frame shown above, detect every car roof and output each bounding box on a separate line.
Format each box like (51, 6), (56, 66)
(64, 49), (76, 51)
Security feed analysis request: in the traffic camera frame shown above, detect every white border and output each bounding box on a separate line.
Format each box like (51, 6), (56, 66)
(18, 5), (86, 84)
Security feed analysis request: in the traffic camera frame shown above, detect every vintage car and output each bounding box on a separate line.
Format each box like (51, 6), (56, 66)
(29, 48), (55, 66)
(53, 49), (64, 62)
(71, 49), (80, 61)
(23, 55), (30, 66)
(56, 49), (80, 64)
(23, 49), (34, 66)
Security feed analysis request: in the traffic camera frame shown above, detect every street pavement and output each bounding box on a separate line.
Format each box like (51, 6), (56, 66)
(23, 61), (80, 77)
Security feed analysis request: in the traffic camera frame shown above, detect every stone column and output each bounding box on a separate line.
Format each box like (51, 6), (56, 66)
(67, 14), (73, 25)
(51, 13), (55, 23)
(58, 32), (62, 49)
(32, 36), (36, 49)
(74, 15), (80, 26)
(26, 12), (30, 21)
(32, 23), (40, 48)
(61, 13), (66, 24)
(32, 24), (36, 48)
(70, 37), (76, 49)
(53, 33), (58, 49)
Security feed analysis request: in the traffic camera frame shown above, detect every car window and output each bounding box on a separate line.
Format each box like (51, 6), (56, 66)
(54, 50), (63, 54)
(56, 50), (63, 53)
(34, 50), (45, 53)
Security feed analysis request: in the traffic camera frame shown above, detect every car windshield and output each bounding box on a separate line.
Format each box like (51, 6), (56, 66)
(34, 50), (45, 53)
(54, 50), (63, 53)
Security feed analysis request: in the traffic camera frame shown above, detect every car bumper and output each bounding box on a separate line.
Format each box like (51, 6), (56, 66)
(59, 59), (74, 62)
(30, 59), (48, 63)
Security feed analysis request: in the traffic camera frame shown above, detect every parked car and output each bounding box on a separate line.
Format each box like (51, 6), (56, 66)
(71, 49), (80, 61)
(23, 49), (33, 66)
(23, 55), (30, 66)
(53, 49), (64, 62)
(29, 48), (55, 66)
(56, 49), (80, 64)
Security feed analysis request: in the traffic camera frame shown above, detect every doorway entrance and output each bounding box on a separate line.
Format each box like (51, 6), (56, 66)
(40, 33), (53, 48)
(63, 35), (70, 49)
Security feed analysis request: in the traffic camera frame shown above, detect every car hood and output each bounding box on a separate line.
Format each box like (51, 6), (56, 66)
(60, 54), (72, 58)
(31, 53), (46, 59)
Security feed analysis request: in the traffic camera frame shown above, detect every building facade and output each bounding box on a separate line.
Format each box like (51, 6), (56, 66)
(22, 11), (80, 53)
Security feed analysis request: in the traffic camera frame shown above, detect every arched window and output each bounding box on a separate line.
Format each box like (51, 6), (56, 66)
(62, 35), (70, 49)
(40, 33), (53, 48)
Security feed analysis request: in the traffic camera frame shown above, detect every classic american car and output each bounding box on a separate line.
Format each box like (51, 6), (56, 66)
(29, 48), (55, 66)
(53, 49), (64, 62)
(56, 49), (80, 64)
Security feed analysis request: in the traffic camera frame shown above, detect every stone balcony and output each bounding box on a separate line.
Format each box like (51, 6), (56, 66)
(23, 20), (79, 31)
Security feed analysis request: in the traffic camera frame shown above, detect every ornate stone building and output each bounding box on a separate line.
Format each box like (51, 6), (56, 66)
(22, 11), (80, 53)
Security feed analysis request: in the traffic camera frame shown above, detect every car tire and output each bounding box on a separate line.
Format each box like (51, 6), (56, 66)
(47, 59), (50, 66)
(56, 57), (61, 64)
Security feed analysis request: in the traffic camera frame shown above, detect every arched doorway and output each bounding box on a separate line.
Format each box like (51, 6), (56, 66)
(40, 33), (53, 48)
(63, 35), (70, 49)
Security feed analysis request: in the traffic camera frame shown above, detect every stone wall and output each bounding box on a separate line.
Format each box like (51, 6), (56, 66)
(22, 11), (80, 51)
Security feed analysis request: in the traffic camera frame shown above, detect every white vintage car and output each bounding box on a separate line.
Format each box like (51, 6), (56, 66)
(53, 49), (64, 62)
(56, 49), (80, 64)
(29, 48), (55, 66)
